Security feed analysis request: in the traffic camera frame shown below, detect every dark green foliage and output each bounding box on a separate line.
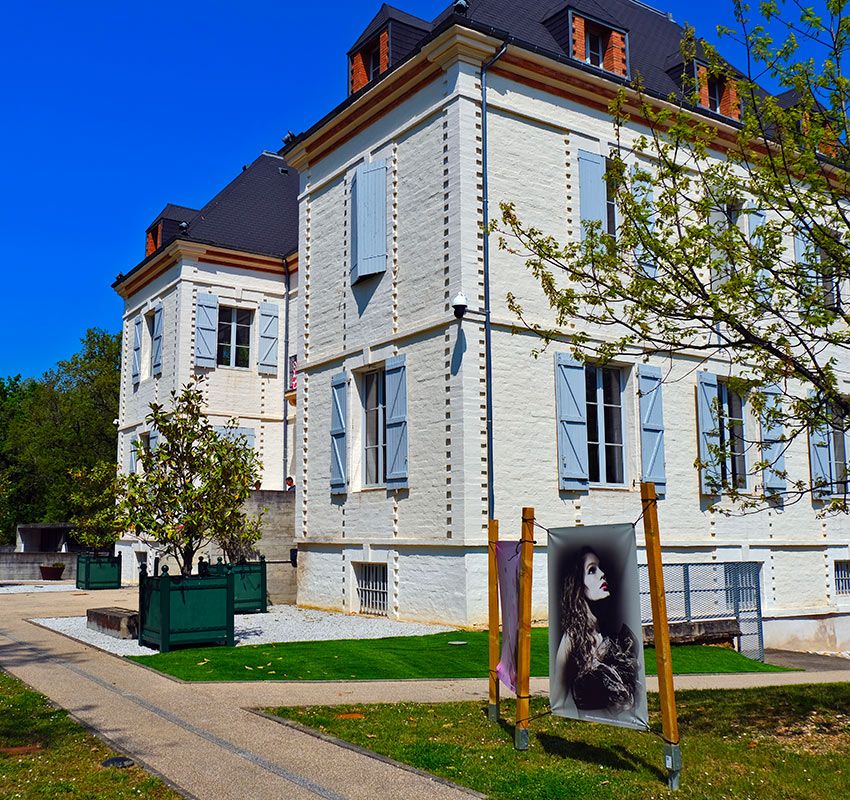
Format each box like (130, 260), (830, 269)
(0, 329), (120, 544)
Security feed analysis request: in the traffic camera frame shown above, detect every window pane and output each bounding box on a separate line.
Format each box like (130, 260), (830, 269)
(585, 367), (597, 402)
(605, 445), (624, 484)
(217, 344), (231, 366)
(365, 447), (378, 485)
(236, 309), (251, 327)
(604, 405), (623, 445)
(588, 444), (600, 483)
(235, 322), (250, 347)
(218, 320), (230, 346)
(366, 407), (378, 449)
(602, 368), (620, 405)
(365, 373), (378, 412)
(235, 346), (250, 368)
(219, 307), (233, 326)
(586, 402), (599, 443)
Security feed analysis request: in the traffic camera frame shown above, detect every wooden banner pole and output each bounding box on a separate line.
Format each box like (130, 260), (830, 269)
(514, 507), (534, 751)
(640, 481), (682, 790)
(488, 518), (500, 722)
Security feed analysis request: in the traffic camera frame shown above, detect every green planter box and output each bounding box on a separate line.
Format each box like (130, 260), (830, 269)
(138, 565), (235, 653)
(198, 556), (268, 614)
(76, 553), (122, 590)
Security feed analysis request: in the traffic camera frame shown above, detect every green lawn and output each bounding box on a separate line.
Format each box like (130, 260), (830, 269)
(270, 683), (850, 800)
(0, 669), (181, 800)
(129, 629), (789, 682)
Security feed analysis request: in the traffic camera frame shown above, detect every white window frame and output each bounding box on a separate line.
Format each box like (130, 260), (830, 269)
(216, 306), (253, 369)
(707, 76), (722, 112)
(717, 382), (748, 490)
(585, 365), (627, 486)
(585, 28), (605, 68)
(361, 367), (386, 488)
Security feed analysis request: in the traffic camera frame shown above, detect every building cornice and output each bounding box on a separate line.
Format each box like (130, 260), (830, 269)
(114, 240), (297, 300)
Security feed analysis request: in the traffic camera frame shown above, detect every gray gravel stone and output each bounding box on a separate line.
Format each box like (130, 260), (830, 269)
(33, 606), (455, 657)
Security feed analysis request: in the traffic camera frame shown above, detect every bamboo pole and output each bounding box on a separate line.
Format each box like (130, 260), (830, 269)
(640, 482), (682, 790)
(488, 518), (500, 722)
(514, 507), (534, 750)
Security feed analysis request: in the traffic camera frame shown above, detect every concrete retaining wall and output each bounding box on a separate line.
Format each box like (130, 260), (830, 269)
(246, 490), (297, 605)
(0, 552), (78, 581)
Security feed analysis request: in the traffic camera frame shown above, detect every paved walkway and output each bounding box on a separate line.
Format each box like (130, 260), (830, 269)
(2, 588), (849, 800)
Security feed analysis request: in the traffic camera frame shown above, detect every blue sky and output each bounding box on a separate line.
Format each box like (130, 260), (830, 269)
(0, 0), (757, 378)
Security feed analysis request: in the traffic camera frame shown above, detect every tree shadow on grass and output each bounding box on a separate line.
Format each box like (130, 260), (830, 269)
(536, 733), (666, 780)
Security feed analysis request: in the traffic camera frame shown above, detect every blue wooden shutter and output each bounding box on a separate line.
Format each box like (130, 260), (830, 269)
(749, 209), (769, 303)
(330, 372), (348, 494)
(639, 364), (666, 494)
(151, 302), (163, 377)
(131, 316), (142, 385)
(697, 372), (722, 494)
(385, 355), (408, 490)
(634, 170), (656, 278)
(759, 384), (785, 492)
(554, 352), (589, 490)
(578, 150), (605, 240)
(808, 391), (832, 496)
(195, 292), (218, 368)
(258, 302), (279, 375)
(129, 437), (138, 474)
(148, 428), (159, 452)
(351, 160), (387, 284)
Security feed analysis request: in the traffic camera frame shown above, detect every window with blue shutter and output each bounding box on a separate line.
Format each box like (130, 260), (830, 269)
(351, 160), (387, 284)
(638, 364), (666, 494)
(195, 292), (218, 368)
(578, 150), (606, 240)
(129, 437), (138, 474)
(148, 428), (159, 453)
(633, 167), (656, 278)
(151, 302), (163, 377)
(385, 355), (408, 490)
(131, 316), (142, 386)
(330, 372), (348, 494)
(554, 352), (589, 490)
(258, 302), (279, 376)
(809, 417), (833, 497)
(760, 384), (786, 493)
(697, 372), (722, 494)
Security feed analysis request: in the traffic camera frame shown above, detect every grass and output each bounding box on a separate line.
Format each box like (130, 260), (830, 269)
(269, 683), (850, 800)
(0, 669), (181, 800)
(128, 629), (790, 682)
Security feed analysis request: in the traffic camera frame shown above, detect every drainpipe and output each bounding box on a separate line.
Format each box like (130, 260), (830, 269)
(282, 256), (291, 488)
(481, 41), (508, 522)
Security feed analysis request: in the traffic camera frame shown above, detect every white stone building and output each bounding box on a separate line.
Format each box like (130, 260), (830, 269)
(279, 0), (850, 650)
(113, 153), (299, 582)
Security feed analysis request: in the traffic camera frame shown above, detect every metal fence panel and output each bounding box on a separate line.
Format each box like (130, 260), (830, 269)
(639, 561), (764, 661)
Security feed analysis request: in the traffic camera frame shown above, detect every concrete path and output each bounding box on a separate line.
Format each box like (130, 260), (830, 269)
(2, 588), (849, 800)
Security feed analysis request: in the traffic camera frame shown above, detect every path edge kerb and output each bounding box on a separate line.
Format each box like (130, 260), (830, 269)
(248, 709), (486, 800)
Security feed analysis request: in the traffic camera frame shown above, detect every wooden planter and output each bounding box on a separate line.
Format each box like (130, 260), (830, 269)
(138, 565), (234, 652)
(198, 556), (268, 614)
(76, 553), (122, 590)
(39, 565), (65, 580)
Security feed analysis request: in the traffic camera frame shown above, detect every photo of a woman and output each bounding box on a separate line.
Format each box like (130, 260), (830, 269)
(548, 525), (648, 730)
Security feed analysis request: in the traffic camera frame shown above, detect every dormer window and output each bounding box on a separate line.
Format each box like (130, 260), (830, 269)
(586, 28), (605, 67)
(707, 77), (722, 112)
(367, 44), (381, 81)
(568, 13), (629, 78)
(349, 28), (389, 94)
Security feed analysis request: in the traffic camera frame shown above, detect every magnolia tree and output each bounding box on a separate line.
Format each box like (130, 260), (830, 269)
(496, 0), (850, 510)
(125, 381), (263, 575)
(68, 461), (127, 552)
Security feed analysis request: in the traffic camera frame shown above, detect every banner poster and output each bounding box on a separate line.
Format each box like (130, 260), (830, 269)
(548, 524), (649, 731)
(495, 540), (520, 693)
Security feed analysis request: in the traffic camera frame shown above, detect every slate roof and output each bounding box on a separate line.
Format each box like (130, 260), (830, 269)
(117, 153), (298, 289)
(183, 153), (299, 258)
(349, 3), (430, 54)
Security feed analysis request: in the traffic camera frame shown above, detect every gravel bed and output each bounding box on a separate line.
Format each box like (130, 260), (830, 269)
(33, 606), (455, 658)
(0, 582), (81, 594)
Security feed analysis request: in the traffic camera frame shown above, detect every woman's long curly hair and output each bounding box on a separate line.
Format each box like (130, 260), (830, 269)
(560, 547), (604, 677)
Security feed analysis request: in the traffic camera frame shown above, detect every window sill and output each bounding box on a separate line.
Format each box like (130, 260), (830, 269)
(214, 365), (253, 372)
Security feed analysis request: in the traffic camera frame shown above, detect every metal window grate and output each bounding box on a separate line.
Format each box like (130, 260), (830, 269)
(836, 561), (850, 596)
(355, 562), (388, 616)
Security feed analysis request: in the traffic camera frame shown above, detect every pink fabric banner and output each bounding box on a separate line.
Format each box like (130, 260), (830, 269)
(495, 540), (520, 693)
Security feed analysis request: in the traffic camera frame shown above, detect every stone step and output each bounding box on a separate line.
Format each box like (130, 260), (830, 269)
(87, 607), (139, 640)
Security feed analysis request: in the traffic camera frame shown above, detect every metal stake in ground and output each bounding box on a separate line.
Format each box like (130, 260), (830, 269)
(488, 518), (500, 722)
(641, 482), (682, 790)
(514, 507), (534, 751)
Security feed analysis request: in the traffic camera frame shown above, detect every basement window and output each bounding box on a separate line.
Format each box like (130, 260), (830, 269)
(355, 562), (388, 616)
